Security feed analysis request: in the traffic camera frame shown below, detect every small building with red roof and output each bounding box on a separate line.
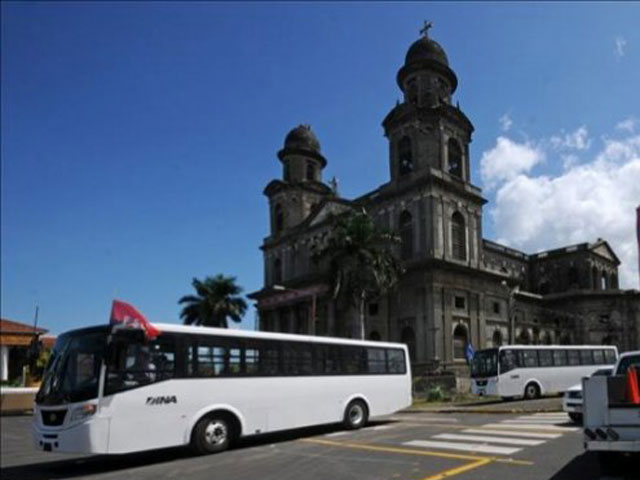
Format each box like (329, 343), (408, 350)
(0, 318), (52, 383)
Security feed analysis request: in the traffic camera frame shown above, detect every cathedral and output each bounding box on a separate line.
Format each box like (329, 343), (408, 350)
(248, 27), (640, 374)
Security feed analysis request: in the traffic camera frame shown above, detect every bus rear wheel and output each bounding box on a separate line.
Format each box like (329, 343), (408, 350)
(568, 412), (582, 423)
(343, 400), (368, 430)
(523, 382), (540, 400)
(191, 415), (234, 455)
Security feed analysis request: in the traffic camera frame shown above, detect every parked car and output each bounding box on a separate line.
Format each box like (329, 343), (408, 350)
(563, 366), (613, 423)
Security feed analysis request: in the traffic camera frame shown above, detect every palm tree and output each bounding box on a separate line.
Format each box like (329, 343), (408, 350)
(179, 275), (248, 328)
(313, 210), (402, 339)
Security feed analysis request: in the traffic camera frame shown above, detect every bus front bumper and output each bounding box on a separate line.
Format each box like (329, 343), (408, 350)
(33, 416), (110, 454)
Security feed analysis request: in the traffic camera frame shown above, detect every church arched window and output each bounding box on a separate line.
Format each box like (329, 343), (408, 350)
(453, 324), (468, 360)
(448, 138), (463, 178)
(601, 272), (608, 290)
(492, 329), (503, 347)
(273, 258), (282, 285)
(401, 326), (416, 361)
(398, 136), (413, 176)
(451, 212), (466, 261)
(306, 161), (315, 181)
(568, 265), (578, 289)
(407, 78), (418, 104)
(611, 273), (618, 289)
(399, 210), (413, 260)
(274, 204), (284, 233)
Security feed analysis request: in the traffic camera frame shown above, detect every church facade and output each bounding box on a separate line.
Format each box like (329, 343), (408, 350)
(248, 29), (640, 373)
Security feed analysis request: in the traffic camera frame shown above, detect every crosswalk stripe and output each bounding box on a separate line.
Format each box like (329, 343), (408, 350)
(484, 423), (578, 431)
(391, 416), (459, 423)
(501, 419), (572, 426)
(507, 418), (566, 424)
(432, 433), (545, 446)
(531, 412), (569, 416)
(325, 431), (349, 437)
(463, 428), (562, 439)
(517, 417), (567, 421)
(403, 440), (521, 455)
(370, 425), (393, 431)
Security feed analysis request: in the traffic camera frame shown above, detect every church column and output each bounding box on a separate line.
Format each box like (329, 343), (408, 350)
(1, 345), (9, 382)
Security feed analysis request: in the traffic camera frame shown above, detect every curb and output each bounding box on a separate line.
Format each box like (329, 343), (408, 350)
(400, 407), (565, 415)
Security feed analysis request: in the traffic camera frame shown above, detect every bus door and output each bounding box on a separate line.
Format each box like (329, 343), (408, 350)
(101, 335), (185, 453)
(498, 349), (522, 396)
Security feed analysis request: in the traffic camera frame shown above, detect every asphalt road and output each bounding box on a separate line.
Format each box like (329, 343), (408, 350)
(1, 410), (636, 480)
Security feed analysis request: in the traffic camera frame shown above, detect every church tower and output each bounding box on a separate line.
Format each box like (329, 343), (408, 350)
(381, 23), (485, 266)
(263, 125), (332, 238)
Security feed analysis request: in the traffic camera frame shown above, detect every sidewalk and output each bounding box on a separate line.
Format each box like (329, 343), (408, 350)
(403, 396), (564, 414)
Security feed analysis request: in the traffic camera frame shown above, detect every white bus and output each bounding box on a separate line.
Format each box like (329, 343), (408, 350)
(470, 345), (618, 400)
(33, 323), (411, 455)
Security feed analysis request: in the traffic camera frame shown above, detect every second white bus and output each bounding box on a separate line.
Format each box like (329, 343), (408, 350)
(470, 345), (618, 399)
(33, 323), (411, 455)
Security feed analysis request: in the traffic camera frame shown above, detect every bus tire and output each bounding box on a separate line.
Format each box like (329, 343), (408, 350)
(568, 412), (582, 423)
(523, 382), (540, 400)
(191, 414), (234, 455)
(598, 451), (620, 473)
(343, 400), (368, 430)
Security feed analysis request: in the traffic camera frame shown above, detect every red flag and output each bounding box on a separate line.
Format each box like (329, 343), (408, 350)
(109, 300), (160, 340)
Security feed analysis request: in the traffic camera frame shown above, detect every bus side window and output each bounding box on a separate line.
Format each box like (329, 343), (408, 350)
(499, 349), (517, 373)
(567, 349), (580, 366)
(593, 349), (604, 365)
(367, 348), (387, 374)
(341, 346), (366, 375)
(149, 338), (176, 381)
(553, 349), (567, 366)
(260, 341), (281, 376)
(244, 344), (260, 375)
(387, 349), (406, 374)
(522, 350), (538, 368)
(580, 349), (594, 365)
(605, 349), (617, 364)
(538, 350), (552, 367)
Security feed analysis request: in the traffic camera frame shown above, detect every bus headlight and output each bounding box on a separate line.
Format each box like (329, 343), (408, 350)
(70, 404), (97, 422)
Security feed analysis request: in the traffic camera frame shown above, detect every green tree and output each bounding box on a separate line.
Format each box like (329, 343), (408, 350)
(313, 211), (402, 339)
(179, 275), (248, 328)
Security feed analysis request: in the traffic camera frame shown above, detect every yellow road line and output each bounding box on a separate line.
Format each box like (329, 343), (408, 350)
(301, 437), (533, 466)
(419, 458), (492, 480)
(301, 438), (488, 461)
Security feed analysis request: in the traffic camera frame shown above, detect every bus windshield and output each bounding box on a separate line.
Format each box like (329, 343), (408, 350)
(36, 327), (108, 406)
(470, 348), (498, 378)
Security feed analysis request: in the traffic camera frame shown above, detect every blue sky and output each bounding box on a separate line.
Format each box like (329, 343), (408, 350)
(2, 3), (639, 334)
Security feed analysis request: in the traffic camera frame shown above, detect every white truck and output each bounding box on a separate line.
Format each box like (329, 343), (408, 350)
(582, 350), (640, 468)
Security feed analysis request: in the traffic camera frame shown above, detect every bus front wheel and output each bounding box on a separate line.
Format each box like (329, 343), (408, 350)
(343, 400), (368, 430)
(523, 382), (540, 400)
(191, 415), (234, 455)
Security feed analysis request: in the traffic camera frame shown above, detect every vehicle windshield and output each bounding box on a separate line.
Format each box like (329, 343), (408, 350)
(617, 354), (640, 375)
(470, 348), (498, 378)
(36, 327), (108, 406)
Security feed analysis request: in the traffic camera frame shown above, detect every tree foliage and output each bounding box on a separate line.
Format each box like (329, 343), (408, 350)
(179, 274), (247, 328)
(313, 210), (402, 339)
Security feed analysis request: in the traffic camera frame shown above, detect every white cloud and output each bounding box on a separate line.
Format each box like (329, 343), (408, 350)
(499, 113), (513, 132)
(614, 36), (627, 60)
(485, 132), (640, 288)
(550, 125), (591, 151)
(616, 117), (636, 133)
(480, 137), (544, 190)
